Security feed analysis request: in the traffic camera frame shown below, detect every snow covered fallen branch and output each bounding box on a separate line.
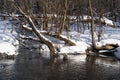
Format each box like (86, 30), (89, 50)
(101, 17), (114, 27)
(22, 24), (76, 46)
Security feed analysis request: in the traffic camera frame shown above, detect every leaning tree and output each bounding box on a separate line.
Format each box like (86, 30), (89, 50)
(8, 0), (76, 54)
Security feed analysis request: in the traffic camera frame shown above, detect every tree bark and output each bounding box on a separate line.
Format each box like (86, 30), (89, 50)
(59, 0), (68, 34)
(27, 17), (56, 54)
(43, 32), (76, 46)
(88, 0), (97, 49)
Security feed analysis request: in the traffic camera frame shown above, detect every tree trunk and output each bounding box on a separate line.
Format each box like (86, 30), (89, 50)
(88, 0), (97, 48)
(59, 0), (68, 34)
(98, 11), (103, 42)
(22, 26), (76, 46)
(27, 17), (56, 54)
(43, 32), (76, 46)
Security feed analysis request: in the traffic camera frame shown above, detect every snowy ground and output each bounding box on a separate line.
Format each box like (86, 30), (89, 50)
(56, 22), (120, 60)
(0, 17), (120, 60)
(57, 16), (120, 55)
(0, 19), (18, 55)
(58, 27), (120, 53)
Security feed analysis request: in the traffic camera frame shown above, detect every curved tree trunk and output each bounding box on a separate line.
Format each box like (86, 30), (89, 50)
(28, 17), (56, 54)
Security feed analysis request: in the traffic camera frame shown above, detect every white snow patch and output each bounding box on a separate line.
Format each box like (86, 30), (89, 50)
(0, 42), (17, 55)
(96, 42), (102, 47)
(82, 15), (91, 20)
(59, 41), (89, 54)
(41, 44), (50, 52)
(101, 17), (114, 26)
(0, 19), (19, 55)
(101, 39), (120, 46)
(23, 24), (32, 30)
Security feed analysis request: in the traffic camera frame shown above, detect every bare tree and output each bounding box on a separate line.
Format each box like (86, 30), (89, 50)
(88, 0), (97, 49)
(9, 0), (76, 54)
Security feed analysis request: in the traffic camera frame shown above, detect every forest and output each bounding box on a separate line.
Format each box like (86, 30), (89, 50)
(0, 0), (120, 57)
(0, 0), (120, 80)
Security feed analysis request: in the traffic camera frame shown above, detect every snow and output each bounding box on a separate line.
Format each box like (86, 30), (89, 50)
(57, 25), (120, 61)
(101, 17), (114, 26)
(0, 42), (17, 55)
(0, 19), (18, 55)
(94, 39), (120, 48)
(101, 39), (120, 46)
(82, 15), (91, 21)
(56, 24), (120, 56)
(0, 15), (120, 61)
(114, 22), (120, 27)
(23, 24), (32, 30)
(96, 42), (102, 47)
(59, 41), (89, 54)
(69, 16), (77, 20)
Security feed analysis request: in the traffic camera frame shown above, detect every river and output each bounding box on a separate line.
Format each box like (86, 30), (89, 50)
(0, 48), (120, 80)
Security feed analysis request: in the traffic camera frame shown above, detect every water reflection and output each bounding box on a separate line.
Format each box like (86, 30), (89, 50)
(0, 48), (120, 80)
(86, 55), (120, 80)
(0, 60), (15, 80)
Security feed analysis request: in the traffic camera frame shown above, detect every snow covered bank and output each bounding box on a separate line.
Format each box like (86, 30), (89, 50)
(101, 39), (120, 46)
(0, 42), (17, 55)
(96, 39), (120, 47)
(59, 41), (89, 54)
(0, 19), (18, 56)
(101, 17), (114, 26)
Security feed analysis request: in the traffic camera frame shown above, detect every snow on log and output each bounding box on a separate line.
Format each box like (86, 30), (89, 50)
(22, 24), (76, 46)
(92, 39), (120, 54)
(58, 41), (89, 54)
(101, 17), (114, 27)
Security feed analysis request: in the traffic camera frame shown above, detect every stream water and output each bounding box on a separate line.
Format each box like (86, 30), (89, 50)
(0, 48), (120, 80)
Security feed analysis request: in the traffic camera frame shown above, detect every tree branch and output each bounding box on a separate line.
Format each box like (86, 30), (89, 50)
(22, 24), (76, 46)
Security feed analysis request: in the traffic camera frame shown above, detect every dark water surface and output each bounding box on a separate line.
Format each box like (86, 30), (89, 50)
(0, 48), (120, 80)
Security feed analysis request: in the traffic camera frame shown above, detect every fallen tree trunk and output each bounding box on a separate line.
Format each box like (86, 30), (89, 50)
(87, 44), (119, 54)
(22, 25), (76, 46)
(43, 32), (76, 46)
(96, 44), (119, 50)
